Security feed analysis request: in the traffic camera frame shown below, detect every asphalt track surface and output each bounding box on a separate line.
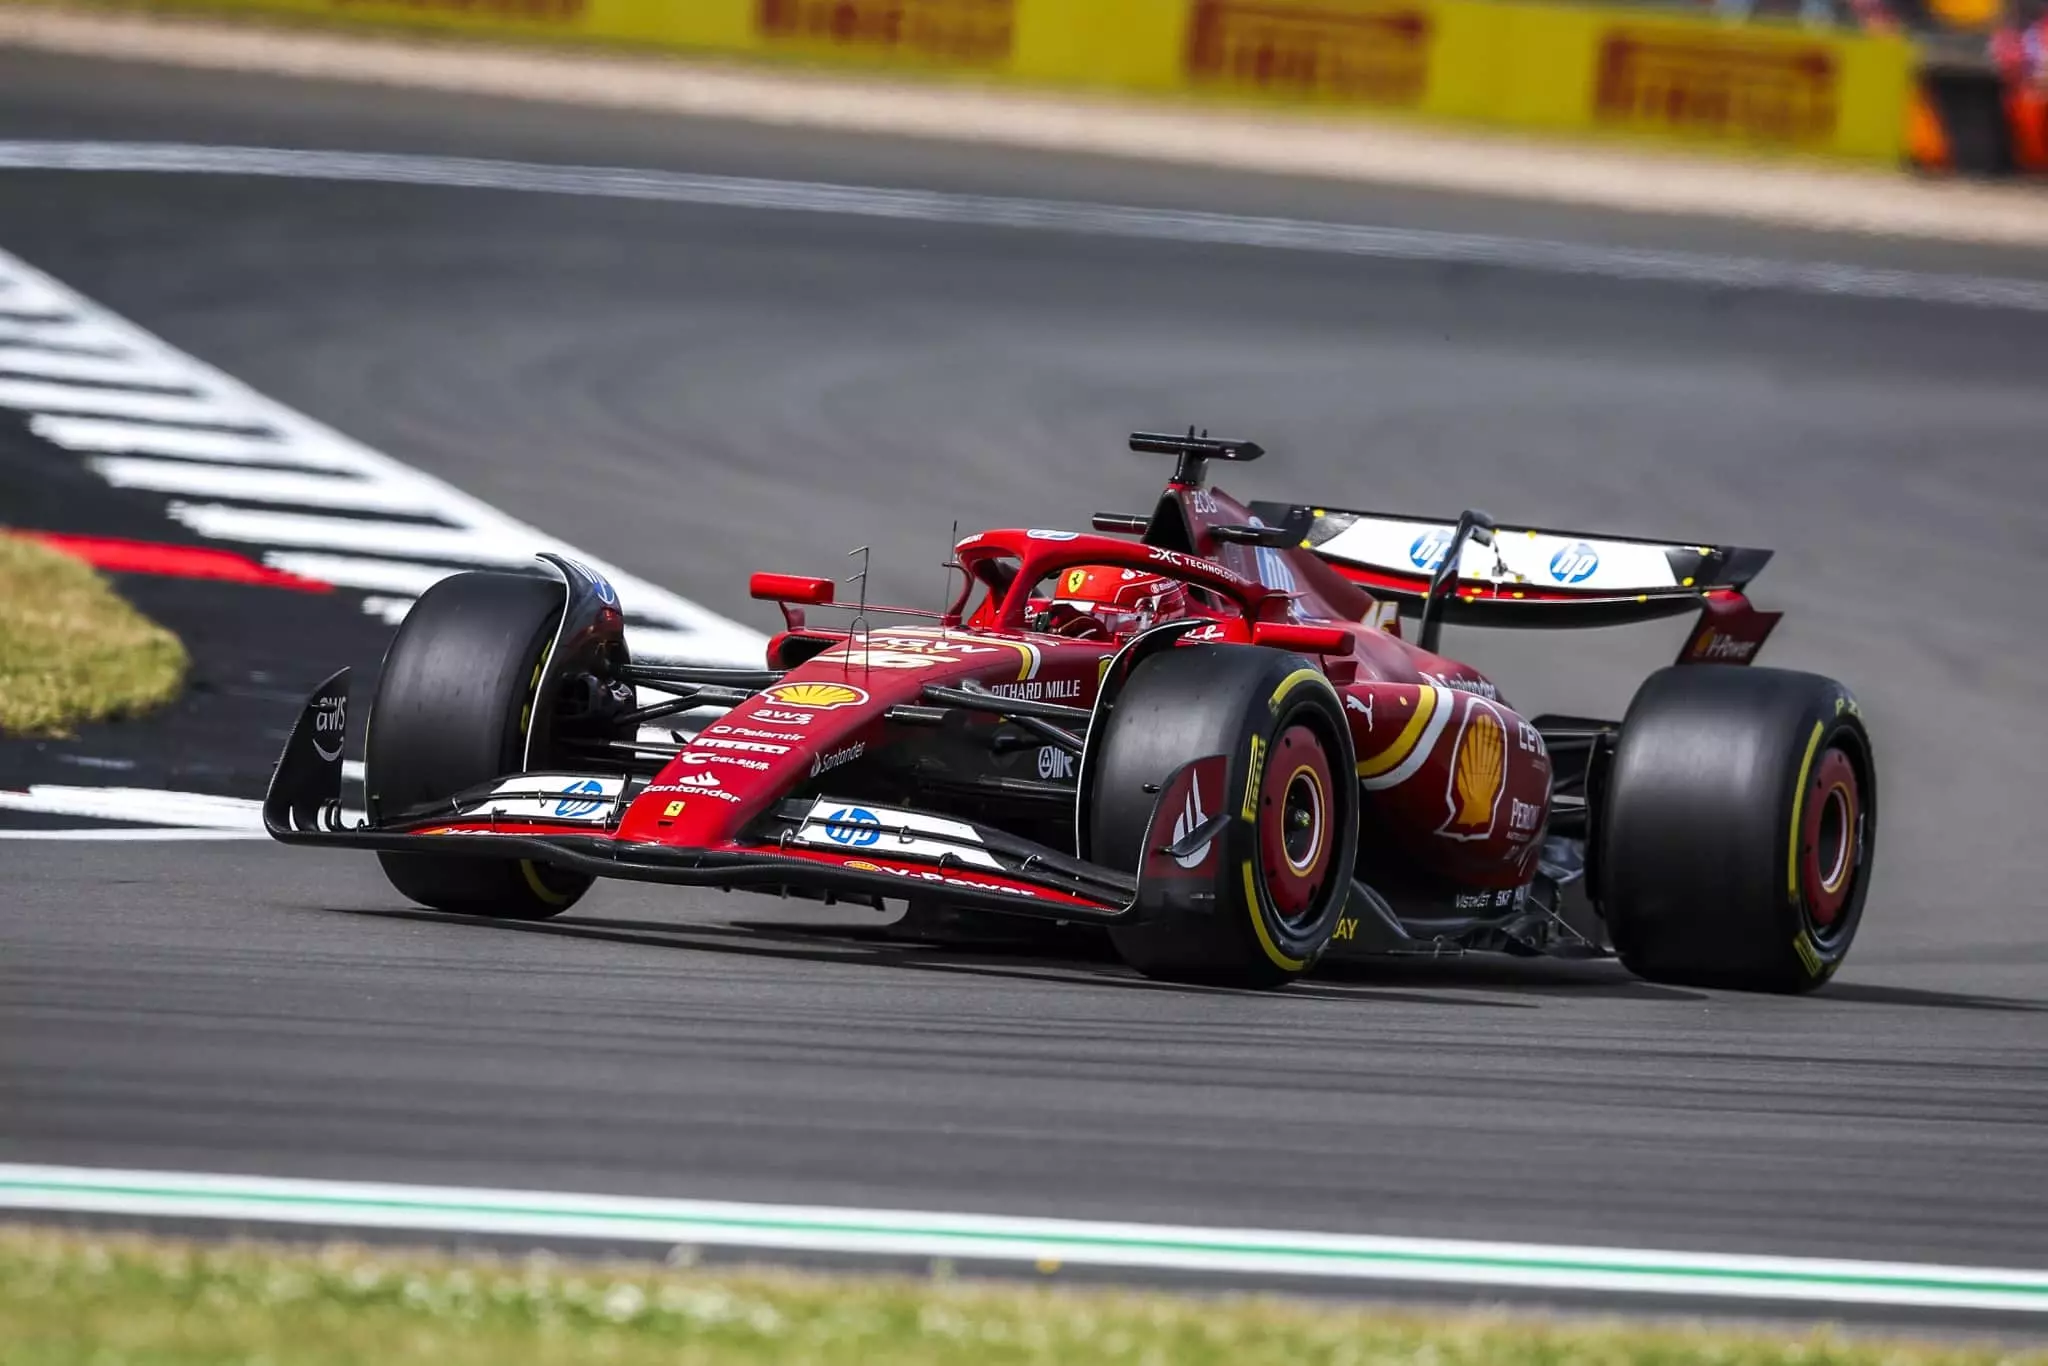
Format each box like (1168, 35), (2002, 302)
(3, 52), (2046, 1319)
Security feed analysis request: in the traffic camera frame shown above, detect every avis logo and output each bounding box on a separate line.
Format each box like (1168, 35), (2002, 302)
(1548, 542), (1600, 585)
(311, 695), (347, 763)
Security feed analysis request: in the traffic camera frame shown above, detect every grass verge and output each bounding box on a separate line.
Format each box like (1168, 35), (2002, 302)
(0, 532), (187, 735)
(0, 1225), (2040, 1366)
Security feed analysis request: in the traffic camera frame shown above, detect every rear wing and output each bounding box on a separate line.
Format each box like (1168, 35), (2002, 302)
(1259, 503), (1782, 664)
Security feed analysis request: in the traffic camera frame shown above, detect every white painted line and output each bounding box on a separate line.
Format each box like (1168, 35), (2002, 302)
(0, 785), (264, 829)
(0, 827), (271, 841)
(0, 376), (250, 424)
(259, 551), (460, 597)
(0, 785), (367, 840)
(356, 594), (415, 625)
(0, 243), (767, 666)
(0, 322), (122, 354)
(0, 342), (190, 387)
(27, 416), (356, 470)
(166, 503), (537, 564)
(93, 457), (443, 515)
(3, 142), (2047, 313)
(0, 1163), (2042, 1314)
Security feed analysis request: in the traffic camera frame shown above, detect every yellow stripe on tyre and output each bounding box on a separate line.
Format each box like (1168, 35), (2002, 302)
(1787, 720), (1825, 899)
(1242, 860), (1306, 972)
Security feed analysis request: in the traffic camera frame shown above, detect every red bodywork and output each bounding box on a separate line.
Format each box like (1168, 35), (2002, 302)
(594, 481), (1551, 900)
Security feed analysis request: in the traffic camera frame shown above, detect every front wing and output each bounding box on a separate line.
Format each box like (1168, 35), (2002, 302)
(266, 669), (1177, 925)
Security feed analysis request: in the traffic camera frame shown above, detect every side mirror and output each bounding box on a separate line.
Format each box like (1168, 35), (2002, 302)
(1252, 622), (1354, 656)
(749, 573), (836, 605)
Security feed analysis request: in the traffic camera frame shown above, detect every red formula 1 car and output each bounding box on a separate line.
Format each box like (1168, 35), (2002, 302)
(266, 432), (1876, 992)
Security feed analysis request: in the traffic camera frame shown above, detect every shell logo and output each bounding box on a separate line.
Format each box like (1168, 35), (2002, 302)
(846, 861), (882, 872)
(1442, 704), (1506, 840)
(763, 682), (870, 710)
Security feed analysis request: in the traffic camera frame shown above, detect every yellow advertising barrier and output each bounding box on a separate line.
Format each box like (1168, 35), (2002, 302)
(128, 0), (1913, 163)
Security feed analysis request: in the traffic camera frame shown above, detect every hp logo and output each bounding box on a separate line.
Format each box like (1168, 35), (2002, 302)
(824, 807), (881, 847)
(1408, 528), (1454, 572)
(553, 778), (608, 819)
(1549, 542), (1600, 585)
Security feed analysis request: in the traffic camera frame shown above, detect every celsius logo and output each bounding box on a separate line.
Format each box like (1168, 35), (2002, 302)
(1549, 542), (1600, 585)
(1170, 771), (1214, 869)
(311, 695), (347, 762)
(823, 806), (881, 847)
(554, 778), (608, 819)
(1408, 528), (1453, 571)
(1037, 746), (1075, 781)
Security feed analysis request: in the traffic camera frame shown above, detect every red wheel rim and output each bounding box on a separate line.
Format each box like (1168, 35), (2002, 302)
(1800, 746), (1861, 930)
(1258, 724), (1334, 921)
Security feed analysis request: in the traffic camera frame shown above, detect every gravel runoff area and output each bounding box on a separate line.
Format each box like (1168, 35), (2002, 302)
(3, 4), (2047, 247)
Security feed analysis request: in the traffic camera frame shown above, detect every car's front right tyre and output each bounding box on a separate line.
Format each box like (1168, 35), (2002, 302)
(366, 570), (591, 920)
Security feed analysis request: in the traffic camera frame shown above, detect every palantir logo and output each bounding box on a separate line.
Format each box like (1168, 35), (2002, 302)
(1548, 542), (1600, 585)
(824, 806), (881, 847)
(554, 778), (608, 819)
(1408, 527), (1453, 572)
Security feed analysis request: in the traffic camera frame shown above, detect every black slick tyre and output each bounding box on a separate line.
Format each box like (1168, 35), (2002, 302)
(1597, 665), (1876, 993)
(366, 571), (591, 919)
(1088, 644), (1356, 988)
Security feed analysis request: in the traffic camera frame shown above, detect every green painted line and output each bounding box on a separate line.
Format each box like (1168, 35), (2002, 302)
(2, 1164), (2043, 1311)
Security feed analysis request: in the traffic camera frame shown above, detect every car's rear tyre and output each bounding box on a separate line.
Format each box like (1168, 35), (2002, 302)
(1089, 645), (1356, 988)
(366, 571), (592, 919)
(1597, 665), (1876, 993)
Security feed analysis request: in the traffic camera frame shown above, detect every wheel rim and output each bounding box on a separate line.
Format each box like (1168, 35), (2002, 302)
(1258, 723), (1334, 921)
(1800, 745), (1862, 936)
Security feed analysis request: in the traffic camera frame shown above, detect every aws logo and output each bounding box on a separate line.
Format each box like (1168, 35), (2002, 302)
(311, 694), (347, 763)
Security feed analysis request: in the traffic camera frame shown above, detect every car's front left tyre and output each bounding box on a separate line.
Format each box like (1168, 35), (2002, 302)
(1087, 644), (1357, 988)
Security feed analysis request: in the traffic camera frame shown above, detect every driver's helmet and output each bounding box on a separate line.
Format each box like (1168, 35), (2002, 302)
(1049, 564), (1190, 637)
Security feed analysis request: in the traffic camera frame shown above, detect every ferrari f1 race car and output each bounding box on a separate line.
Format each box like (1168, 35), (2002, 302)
(266, 431), (1876, 992)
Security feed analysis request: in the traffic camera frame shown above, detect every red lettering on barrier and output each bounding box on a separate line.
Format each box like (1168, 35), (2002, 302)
(1594, 31), (1838, 145)
(1184, 0), (1432, 107)
(330, 0), (586, 21)
(757, 0), (1015, 65)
